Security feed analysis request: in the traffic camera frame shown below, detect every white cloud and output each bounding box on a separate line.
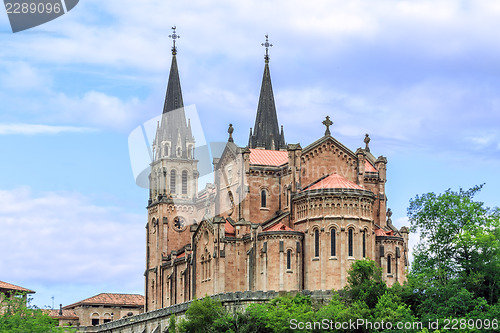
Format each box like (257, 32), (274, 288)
(2, 0), (500, 72)
(465, 133), (498, 149)
(0, 61), (51, 91)
(52, 91), (143, 130)
(0, 187), (144, 287)
(0, 123), (96, 135)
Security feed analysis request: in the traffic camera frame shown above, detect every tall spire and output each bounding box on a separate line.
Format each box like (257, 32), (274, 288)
(156, 26), (193, 160)
(248, 34), (286, 150)
(163, 26), (184, 113)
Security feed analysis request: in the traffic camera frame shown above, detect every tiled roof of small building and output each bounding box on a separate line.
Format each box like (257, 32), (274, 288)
(225, 220), (235, 236)
(365, 160), (377, 172)
(0, 281), (35, 294)
(263, 222), (294, 232)
(47, 309), (79, 320)
(64, 293), (144, 309)
(304, 174), (364, 191)
(249, 149), (288, 166)
(375, 228), (394, 236)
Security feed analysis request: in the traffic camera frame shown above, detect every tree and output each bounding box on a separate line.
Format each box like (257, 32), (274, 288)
(371, 291), (416, 332)
(409, 185), (492, 279)
(406, 185), (500, 330)
(314, 293), (371, 333)
(0, 294), (73, 333)
(168, 314), (177, 333)
(343, 259), (387, 308)
(245, 294), (315, 333)
(178, 297), (225, 333)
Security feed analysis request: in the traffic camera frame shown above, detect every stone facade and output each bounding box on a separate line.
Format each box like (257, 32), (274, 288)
(144, 41), (410, 313)
(0, 280), (34, 313)
(59, 293), (144, 331)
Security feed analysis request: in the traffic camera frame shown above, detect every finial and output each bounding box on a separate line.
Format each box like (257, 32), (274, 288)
(322, 116), (333, 136)
(364, 133), (370, 152)
(387, 208), (393, 224)
(169, 26), (180, 55)
(261, 34), (273, 63)
(228, 124), (234, 142)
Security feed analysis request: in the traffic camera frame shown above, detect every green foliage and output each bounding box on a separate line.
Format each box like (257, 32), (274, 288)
(211, 311), (262, 333)
(0, 294), (73, 333)
(371, 291), (415, 327)
(314, 294), (370, 332)
(168, 314), (177, 333)
(405, 185), (500, 331)
(245, 294), (315, 333)
(343, 258), (387, 308)
(178, 297), (225, 333)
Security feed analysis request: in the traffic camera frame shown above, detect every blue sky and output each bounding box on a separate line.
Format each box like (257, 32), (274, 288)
(1, 0), (499, 308)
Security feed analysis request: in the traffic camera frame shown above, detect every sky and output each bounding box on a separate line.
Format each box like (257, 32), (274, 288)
(1, 0), (499, 308)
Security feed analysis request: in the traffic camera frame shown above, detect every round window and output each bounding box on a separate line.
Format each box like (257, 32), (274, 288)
(173, 216), (186, 231)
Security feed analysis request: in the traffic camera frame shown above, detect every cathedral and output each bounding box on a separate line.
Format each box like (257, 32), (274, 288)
(145, 31), (409, 312)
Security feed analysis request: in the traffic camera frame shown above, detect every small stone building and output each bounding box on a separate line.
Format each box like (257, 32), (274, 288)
(0, 280), (35, 306)
(47, 306), (79, 328)
(59, 293), (144, 328)
(145, 34), (410, 312)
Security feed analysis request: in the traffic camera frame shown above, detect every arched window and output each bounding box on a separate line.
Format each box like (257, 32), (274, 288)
(207, 255), (211, 277)
(330, 228), (336, 257)
(387, 255), (392, 274)
(348, 228), (354, 257)
(103, 313), (111, 323)
(91, 313), (99, 326)
(164, 144), (169, 157)
(314, 229), (320, 257)
(201, 255), (205, 280)
(170, 170), (176, 194)
(182, 171), (188, 194)
(261, 189), (267, 208)
(362, 230), (366, 258)
(286, 249), (292, 270)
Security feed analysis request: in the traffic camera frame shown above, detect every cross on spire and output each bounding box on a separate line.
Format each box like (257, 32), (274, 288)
(262, 34), (273, 63)
(169, 26), (180, 55)
(322, 116), (333, 136)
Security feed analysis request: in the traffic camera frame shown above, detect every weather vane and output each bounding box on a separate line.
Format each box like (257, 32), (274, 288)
(169, 26), (180, 55)
(262, 34), (273, 63)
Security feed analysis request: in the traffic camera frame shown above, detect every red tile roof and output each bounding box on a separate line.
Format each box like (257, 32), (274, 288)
(46, 309), (79, 320)
(0, 281), (35, 294)
(365, 160), (377, 172)
(64, 293), (144, 309)
(177, 252), (186, 259)
(304, 174), (364, 191)
(263, 222), (294, 232)
(375, 229), (394, 236)
(225, 220), (235, 236)
(249, 149), (288, 166)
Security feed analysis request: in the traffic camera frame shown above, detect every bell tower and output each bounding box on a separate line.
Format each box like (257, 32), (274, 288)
(145, 27), (199, 311)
